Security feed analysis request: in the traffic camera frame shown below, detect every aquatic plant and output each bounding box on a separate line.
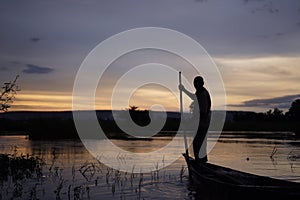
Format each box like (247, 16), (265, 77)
(0, 141), (192, 199)
(54, 178), (66, 199)
(0, 153), (44, 182)
(287, 150), (300, 161)
(79, 161), (96, 181)
(180, 165), (186, 183)
(0, 151), (44, 199)
(270, 144), (278, 160)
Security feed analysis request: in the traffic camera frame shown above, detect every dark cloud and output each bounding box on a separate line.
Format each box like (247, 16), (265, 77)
(30, 37), (40, 43)
(22, 64), (54, 74)
(0, 66), (9, 71)
(229, 94), (300, 109)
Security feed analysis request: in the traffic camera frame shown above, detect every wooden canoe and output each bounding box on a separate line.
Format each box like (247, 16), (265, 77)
(183, 153), (300, 200)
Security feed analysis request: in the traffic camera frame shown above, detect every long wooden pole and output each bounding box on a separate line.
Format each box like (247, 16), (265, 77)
(179, 72), (183, 117)
(179, 72), (192, 180)
(179, 72), (187, 152)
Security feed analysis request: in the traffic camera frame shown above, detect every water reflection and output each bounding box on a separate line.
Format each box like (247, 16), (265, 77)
(111, 137), (173, 153)
(0, 132), (299, 199)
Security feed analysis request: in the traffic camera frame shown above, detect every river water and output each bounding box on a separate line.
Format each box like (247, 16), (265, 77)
(0, 131), (299, 199)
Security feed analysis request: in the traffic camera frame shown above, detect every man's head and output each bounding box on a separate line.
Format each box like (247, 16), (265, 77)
(193, 76), (204, 90)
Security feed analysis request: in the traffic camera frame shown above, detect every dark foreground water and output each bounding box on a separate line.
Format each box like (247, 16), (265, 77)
(0, 132), (299, 199)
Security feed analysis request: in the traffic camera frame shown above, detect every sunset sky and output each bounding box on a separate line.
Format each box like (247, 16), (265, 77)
(1, 0), (300, 112)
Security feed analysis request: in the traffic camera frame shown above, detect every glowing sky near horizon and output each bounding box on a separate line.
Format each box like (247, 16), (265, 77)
(1, 0), (300, 112)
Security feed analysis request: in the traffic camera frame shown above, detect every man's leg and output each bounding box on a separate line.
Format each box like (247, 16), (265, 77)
(193, 129), (208, 163)
(198, 132), (208, 163)
(193, 131), (201, 161)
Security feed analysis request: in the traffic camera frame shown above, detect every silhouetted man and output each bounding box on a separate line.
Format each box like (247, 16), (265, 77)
(179, 76), (211, 163)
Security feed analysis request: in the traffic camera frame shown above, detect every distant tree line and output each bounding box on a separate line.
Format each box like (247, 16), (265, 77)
(0, 106), (180, 140)
(232, 99), (300, 122)
(224, 99), (300, 134)
(286, 99), (300, 121)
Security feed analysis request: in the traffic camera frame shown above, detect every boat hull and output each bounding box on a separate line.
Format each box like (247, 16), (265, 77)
(183, 154), (300, 200)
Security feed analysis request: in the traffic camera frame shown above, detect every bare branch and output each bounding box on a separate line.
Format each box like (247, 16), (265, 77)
(0, 75), (20, 112)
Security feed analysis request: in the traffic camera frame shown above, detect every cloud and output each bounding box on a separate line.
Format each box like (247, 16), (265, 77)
(229, 94), (300, 110)
(29, 37), (40, 43)
(0, 66), (9, 71)
(22, 64), (54, 74)
(1, 0), (300, 112)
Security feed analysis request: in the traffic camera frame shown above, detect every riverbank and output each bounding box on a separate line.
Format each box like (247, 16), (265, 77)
(0, 110), (299, 139)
